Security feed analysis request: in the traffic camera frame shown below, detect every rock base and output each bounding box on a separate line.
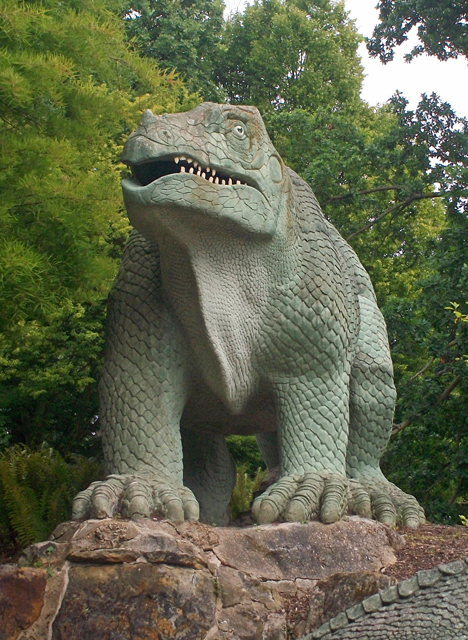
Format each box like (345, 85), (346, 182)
(0, 517), (404, 640)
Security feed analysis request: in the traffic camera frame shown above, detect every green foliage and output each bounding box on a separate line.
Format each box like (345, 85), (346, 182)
(226, 435), (266, 477)
(230, 464), (268, 520)
(0, 302), (106, 452)
(0, 445), (102, 547)
(123, 0), (226, 100)
(266, 102), (448, 270)
(367, 0), (468, 62)
(0, 0), (197, 453)
(217, 0), (363, 112)
(382, 204), (468, 523)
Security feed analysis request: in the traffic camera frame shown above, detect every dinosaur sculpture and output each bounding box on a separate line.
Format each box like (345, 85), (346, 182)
(304, 557), (468, 639)
(72, 102), (424, 527)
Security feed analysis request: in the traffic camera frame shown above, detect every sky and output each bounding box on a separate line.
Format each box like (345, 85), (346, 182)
(345, 0), (468, 118)
(224, 0), (468, 118)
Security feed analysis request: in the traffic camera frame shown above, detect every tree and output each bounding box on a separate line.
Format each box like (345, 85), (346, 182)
(367, 0), (468, 62)
(122, 0), (226, 100)
(216, 0), (363, 112)
(0, 0), (195, 453)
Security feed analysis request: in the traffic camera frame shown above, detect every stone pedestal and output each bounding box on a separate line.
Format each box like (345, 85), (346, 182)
(0, 517), (404, 640)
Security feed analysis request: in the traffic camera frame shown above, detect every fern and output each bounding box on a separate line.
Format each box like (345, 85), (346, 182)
(0, 460), (46, 546)
(0, 445), (103, 548)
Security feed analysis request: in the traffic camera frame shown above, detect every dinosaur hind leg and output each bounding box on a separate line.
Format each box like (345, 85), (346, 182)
(181, 429), (236, 525)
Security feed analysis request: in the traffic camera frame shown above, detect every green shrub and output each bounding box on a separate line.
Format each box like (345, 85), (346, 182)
(230, 464), (268, 520)
(226, 435), (265, 477)
(0, 445), (102, 548)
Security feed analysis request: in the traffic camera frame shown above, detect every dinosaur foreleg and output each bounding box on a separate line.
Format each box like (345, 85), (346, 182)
(72, 232), (198, 523)
(347, 295), (425, 528)
(253, 370), (352, 525)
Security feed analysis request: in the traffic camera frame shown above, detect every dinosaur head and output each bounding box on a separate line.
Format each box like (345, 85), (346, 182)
(121, 103), (288, 241)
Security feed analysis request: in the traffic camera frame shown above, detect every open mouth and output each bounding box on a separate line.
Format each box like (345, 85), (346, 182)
(129, 155), (250, 188)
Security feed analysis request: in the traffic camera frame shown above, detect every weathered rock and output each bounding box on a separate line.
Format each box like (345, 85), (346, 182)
(1, 518), (403, 640)
(0, 566), (46, 640)
(211, 519), (401, 581)
(304, 571), (395, 635)
(53, 564), (216, 640)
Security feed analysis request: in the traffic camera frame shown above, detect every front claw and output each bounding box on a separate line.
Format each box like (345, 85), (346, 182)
(350, 470), (425, 529)
(72, 474), (200, 524)
(252, 472), (350, 525)
(369, 481), (425, 529)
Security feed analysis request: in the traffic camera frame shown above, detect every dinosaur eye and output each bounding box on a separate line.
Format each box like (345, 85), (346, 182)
(232, 122), (247, 139)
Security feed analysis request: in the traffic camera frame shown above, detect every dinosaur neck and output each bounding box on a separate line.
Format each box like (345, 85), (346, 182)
(158, 226), (289, 414)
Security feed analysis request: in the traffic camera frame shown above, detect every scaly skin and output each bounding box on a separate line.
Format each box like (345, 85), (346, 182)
(72, 103), (424, 526)
(306, 557), (468, 639)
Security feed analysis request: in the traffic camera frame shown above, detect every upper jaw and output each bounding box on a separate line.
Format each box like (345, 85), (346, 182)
(122, 135), (262, 193)
(129, 153), (252, 188)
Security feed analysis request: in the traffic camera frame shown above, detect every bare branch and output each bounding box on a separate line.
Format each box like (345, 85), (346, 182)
(392, 375), (462, 436)
(323, 185), (403, 206)
(409, 357), (436, 381)
(346, 192), (445, 242)
(392, 418), (412, 436)
(435, 375), (461, 405)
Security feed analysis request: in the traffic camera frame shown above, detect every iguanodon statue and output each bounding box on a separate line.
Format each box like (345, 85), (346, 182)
(72, 103), (425, 527)
(304, 557), (468, 639)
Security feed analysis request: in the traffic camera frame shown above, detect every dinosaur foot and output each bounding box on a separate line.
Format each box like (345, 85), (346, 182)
(251, 471), (425, 528)
(72, 474), (199, 524)
(251, 472), (373, 525)
(350, 470), (426, 529)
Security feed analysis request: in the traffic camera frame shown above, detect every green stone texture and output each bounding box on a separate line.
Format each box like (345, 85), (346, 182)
(307, 558), (468, 639)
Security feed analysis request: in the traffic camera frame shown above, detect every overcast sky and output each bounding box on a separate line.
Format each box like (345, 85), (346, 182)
(224, 0), (468, 118)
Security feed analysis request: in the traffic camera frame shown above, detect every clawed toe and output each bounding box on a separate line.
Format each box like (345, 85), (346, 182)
(252, 472), (350, 525)
(251, 471), (425, 528)
(72, 475), (200, 523)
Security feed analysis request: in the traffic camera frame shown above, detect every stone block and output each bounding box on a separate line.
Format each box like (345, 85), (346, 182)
(0, 566), (46, 640)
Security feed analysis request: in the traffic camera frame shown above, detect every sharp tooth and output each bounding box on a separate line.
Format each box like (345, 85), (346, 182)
(193, 161), (198, 168)
(206, 166), (210, 172)
(208, 176), (213, 182)
(236, 180), (241, 184)
(212, 169), (216, 176)
(228, 178), (232, 185)
(221, 179), (226, 185)
(187, 158), (193, 164)
(197, 168), (201, 175)
(189, 167), (194, 174)
(180, 156), (186, 161)
(174, 157), (180, 164)
(202, 172), (206, 179)
(215, 177), (219, 184)
(180, 166), (186, 172)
